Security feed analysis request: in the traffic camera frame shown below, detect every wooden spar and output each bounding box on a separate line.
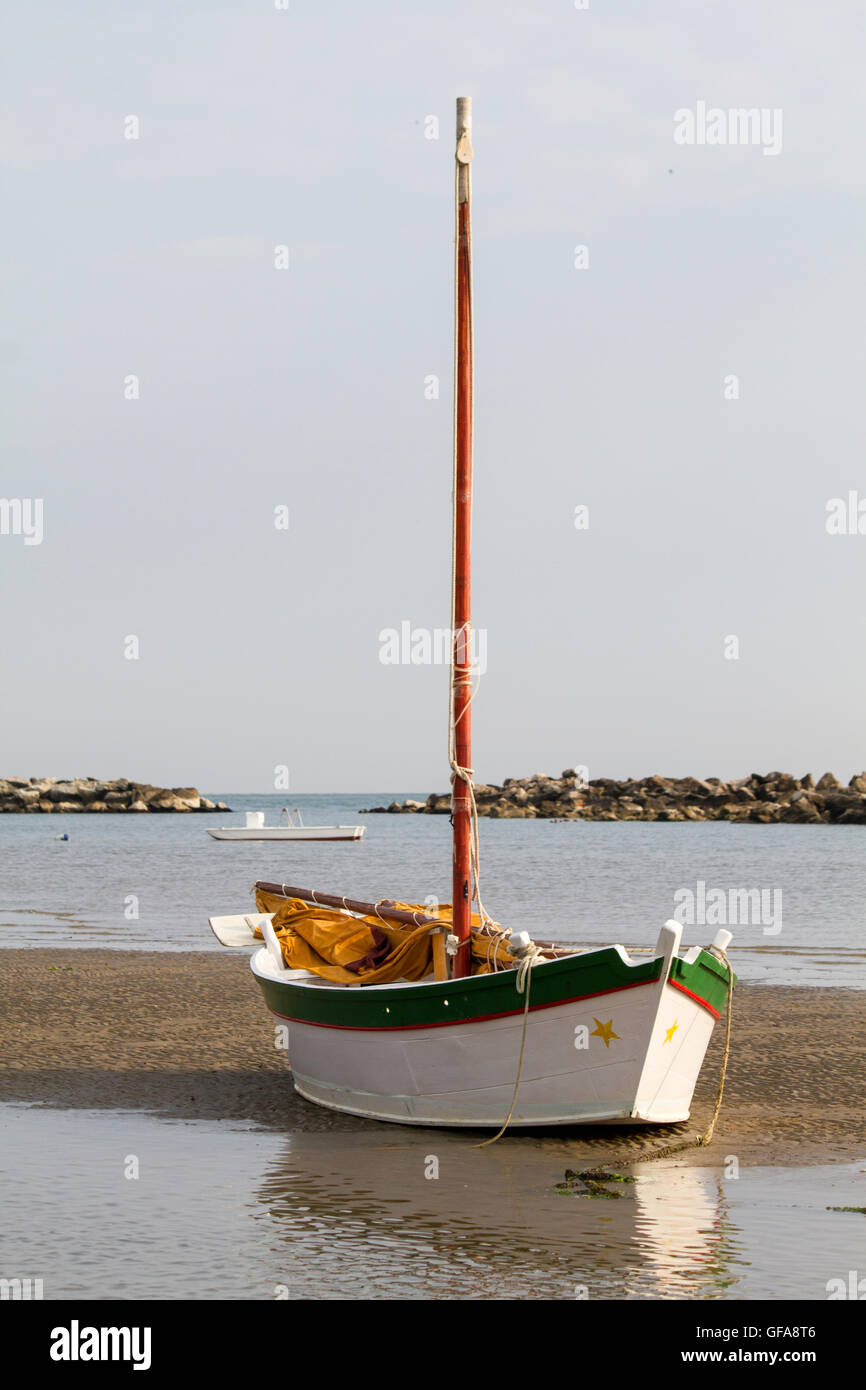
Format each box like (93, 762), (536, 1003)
(254, 881), (444, 931)
(451, 96), (474, 979)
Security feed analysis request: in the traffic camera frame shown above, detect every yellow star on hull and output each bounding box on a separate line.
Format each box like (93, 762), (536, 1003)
(590, 1017), (620, 1048)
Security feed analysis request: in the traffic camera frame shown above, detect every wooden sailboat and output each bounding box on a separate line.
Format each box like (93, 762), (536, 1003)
(208, 99), (734, 1129)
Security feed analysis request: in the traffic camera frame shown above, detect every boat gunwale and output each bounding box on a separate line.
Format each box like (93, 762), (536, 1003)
(252, 943), (662, 1030)
(251, 939), (732, 1030)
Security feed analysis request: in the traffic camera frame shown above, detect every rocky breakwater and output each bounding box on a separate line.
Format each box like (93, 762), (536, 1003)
(0, 778), (229, 813)
(361, 770), (866, 824)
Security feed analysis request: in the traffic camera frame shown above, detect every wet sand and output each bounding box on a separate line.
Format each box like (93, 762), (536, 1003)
(1, 949), (864, 1167)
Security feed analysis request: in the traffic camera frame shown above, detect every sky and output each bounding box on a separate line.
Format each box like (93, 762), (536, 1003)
(2, 1), (864, 792)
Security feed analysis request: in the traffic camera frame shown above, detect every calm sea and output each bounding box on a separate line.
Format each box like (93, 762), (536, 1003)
(0, 1103), (863, 1301)
(1, 793), (864, 987)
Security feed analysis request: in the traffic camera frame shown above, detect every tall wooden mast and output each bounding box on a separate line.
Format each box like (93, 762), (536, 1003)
(451, 96), (474, 978)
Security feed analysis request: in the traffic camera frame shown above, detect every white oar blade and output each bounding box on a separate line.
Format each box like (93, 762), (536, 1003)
(208, 913), (273, 947)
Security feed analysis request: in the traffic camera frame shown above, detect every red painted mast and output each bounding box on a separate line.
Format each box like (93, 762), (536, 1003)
(451, 97), (474, 978)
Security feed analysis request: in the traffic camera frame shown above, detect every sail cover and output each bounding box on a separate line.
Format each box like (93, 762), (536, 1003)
(254, 888), (517, 984)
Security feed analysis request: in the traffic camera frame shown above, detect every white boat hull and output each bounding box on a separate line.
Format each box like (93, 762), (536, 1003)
(249, 922), (731, 1128)
(207, 825), (365, 841)
(288, 985), (713, 1127)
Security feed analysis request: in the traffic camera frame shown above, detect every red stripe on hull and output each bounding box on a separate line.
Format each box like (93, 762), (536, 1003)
(669, 978), (721, 1018)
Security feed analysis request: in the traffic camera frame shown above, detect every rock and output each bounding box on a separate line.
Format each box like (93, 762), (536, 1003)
(128, 800), (149, 812)
(15, 788), (41, 805)
(559, 789), (584, 805)
(680, 778), (714, 798)
(764, 773), (798, 798)
(47, 783), (80, 802)
(731, 784), (756, 802)
(780, 800), (821, 823)
(848, 774), (866, 794)
(816, 772), (840, 791)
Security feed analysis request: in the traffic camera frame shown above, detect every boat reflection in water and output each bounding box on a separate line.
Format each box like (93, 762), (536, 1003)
(255, 1130), (742, 1300)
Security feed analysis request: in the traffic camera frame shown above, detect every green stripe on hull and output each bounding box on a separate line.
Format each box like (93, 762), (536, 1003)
(256, 948), (665, 1031)
(671, 949), (736, 1016)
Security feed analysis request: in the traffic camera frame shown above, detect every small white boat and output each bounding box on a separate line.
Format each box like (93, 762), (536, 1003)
(207, 809), (365, 842)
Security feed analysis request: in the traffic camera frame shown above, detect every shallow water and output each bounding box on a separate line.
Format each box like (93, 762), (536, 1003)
(1, 794), (864, 987)
(0, 1104), (862, 1300)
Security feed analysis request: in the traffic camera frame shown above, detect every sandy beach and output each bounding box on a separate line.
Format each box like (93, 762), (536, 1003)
(1, 949), (863, 1169)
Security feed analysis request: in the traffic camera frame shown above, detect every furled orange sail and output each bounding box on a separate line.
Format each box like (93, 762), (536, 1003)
(253, 888), (517, 985)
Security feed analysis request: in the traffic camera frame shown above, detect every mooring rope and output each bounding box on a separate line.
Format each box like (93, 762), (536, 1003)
(472, 942), (545, 1147)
